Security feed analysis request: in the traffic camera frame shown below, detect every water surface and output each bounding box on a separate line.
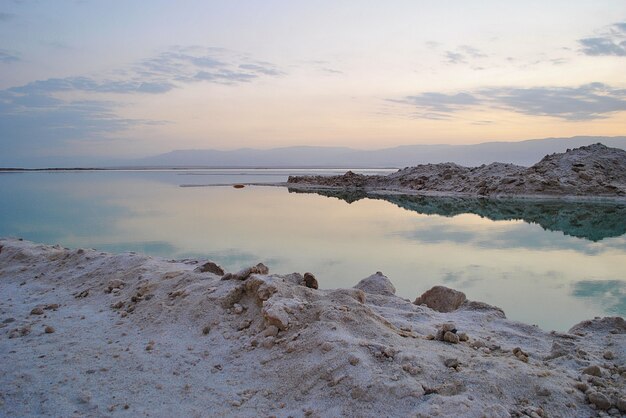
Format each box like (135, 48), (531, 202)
(1, 169), (624, 331)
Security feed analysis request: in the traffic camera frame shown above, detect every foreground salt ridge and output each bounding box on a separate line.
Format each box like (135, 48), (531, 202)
(1, 239), (625, 417)
(286, 143), (626, 199)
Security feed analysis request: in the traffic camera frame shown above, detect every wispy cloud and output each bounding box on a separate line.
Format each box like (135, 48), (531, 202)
(0, 46), (284, 156)
(39, 40), (74, 50)
(403, 92), (479, 113)
(133, 46), (284, 85)
(481, 83), (626, 120)
(0, 12), (15, 22)
(443, 45), (487, 65)
(444, 51), (466, 64)
(578, 22), (626, 56)
(0, 49), (19, 63)
(398, 83), (626, 120)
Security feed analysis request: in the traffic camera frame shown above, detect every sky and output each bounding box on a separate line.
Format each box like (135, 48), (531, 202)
(1, 0), (625, 164)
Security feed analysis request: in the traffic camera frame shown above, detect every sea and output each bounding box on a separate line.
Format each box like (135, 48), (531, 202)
(1, 168), (625, 331)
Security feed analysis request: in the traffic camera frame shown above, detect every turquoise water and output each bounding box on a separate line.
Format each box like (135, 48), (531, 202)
(1, 169), (625, 331)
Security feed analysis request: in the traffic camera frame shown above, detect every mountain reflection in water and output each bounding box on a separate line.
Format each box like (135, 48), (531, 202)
(287, 188), (626, 242)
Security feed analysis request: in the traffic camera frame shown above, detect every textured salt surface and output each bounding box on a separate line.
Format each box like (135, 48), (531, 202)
(287, 144), (626, 200)
(0, 239), (625, 417)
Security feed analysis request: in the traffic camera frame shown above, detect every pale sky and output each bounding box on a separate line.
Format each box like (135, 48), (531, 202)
(1, 0), (625, 163)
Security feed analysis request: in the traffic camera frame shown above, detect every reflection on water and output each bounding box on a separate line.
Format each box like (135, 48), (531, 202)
(1, 170), (625, 331)
(288, 188), (626, 242)
(571, 280), (626, 316)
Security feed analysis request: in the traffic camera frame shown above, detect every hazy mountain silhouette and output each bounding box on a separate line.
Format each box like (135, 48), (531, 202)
(137, 136), (626, 168)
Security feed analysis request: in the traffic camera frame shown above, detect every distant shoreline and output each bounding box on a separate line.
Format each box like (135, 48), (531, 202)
(0, 166), (400, 172)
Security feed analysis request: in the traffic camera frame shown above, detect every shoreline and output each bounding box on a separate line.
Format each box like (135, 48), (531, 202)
(281, 144), (626, 202)
(275, 183), (626, 203)
(1, 238), (625, 416)
(177, 181), (626, 202)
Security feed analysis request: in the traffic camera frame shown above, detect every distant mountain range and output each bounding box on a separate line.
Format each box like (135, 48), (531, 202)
(3, 136), (626, 169)
(135, 136), (626, 168)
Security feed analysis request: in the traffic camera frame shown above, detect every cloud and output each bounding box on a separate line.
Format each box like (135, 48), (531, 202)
(40, 40), (74, 50)
(0, 49), (19, 63)
(578, 22), (626, 56)
(0, 96), (139, 157)
(445, 51), (466, 64)
(0, 46), (283, 159)
(482, 83), (626, 120)
(399, 82), (626, 121)
(134, 47), (284, 85)
(443, 45), (487, 65)
(459, 45), (487, 59)
(402, 92), (478, 118)
(0, 12), (15, 22)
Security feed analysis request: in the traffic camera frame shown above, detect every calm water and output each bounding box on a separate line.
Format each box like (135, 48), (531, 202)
(1, 169), (625, 331)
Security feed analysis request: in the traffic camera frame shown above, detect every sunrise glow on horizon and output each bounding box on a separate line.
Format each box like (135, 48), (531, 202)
(1, 1), (625, 164)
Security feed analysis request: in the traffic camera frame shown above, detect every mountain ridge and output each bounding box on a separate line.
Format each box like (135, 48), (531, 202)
(137, 136), (626, 168)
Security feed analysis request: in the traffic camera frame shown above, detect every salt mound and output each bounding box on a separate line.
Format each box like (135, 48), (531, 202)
(288, 143), (626, 198)
(1, 238), (625, 417)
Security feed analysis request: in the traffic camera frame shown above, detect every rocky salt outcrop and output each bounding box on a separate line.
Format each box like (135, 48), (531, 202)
(1, 238), (625, 417)
(353, 271), (396, 296)
(287, 143), (626, 199)
(414, 285), (467, 313)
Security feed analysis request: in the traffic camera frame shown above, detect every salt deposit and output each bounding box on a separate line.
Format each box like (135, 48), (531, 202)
(1, 238), (625, 416)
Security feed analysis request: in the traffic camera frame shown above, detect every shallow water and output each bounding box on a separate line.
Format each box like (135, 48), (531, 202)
(1, 169), (625, 331)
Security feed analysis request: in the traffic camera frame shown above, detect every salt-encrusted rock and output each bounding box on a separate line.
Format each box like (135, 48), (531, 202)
(414, 286), (466, 312)
(106, 279), (125, 292)
(583, 365), (602, 377)
(261, 325), (279, 338)
(470, 339), (485, 349)
(574, 382), (589, 392)
(194, 261), (225, 276)
(616, 397), (626, 412)
(603, 351), (614, 360)
(353, 271), (396, 296)
(444, 358), (459, 368)
(536, 386), (551, 397)
(237, 319), (251, 331)
(435, 323), (460, 343)
(287, 144), (626, 198)
(459, 300), (506, 317)
(303, 272), (318, 289)
(30, 307), (44, 315)
(443, 331), (460, 344)
(261, 297), (303, 330)
(587, 391), (611, 410)
(222, 263), (269, 281)
(8, 326), (31, 338)
(441, 323), (457, 332)
(569, 316), (626, 335)
(513, 347), (529, 362)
